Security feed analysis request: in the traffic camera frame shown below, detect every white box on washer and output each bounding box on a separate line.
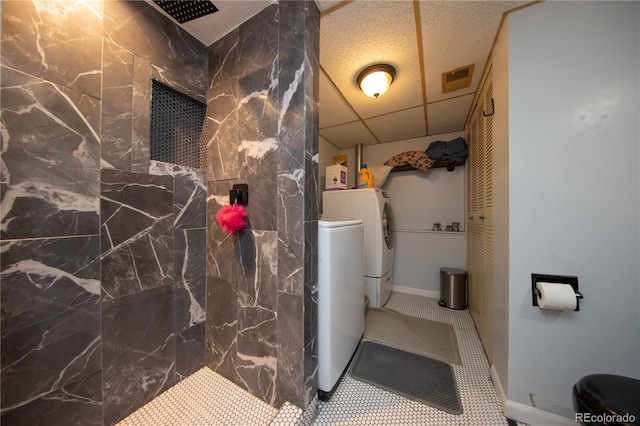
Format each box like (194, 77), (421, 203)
(325, 165), (348, 190)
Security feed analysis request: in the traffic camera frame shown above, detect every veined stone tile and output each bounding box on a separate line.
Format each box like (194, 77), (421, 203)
(238, 119), (278, 231)
(149, 160), (207, 230)
(103, 0), (207, 102)
(101, 40), (134, 171)
(236, 333), (277, 407)
(0, 370), (103, 426)
(276, 291), (304, 408)
(205, 275), (238, 383)
(209, 27), (239, 89)
(0, 0), (102, 98)
(101, 285), (176, 425)
(174, 174), (207, 230)
(277, 169), (305, 295)
(277, 45), (308, 172)
(176, 323), (205, 381)
(0, 67), (100, 239)
(205, 78), (240, 181)
(174, 228), (206, 331)
(238, 4), (279, 80)
(100, 169), (173, 301)
(0, 236), (101, 413)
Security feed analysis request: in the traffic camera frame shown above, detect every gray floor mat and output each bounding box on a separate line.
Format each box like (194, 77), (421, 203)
(364, 308), (462, 365)
(349, 340), (463, 415)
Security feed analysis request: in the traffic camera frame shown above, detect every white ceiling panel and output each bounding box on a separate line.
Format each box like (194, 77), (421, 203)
(426, 94), (475, 136)
(319, 121), (378, 149)
(319, 69), (358, 128)
(420, 1), (526, 103)
(365, 107), (427, 143)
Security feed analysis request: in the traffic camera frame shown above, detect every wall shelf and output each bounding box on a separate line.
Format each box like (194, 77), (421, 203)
(393, 229), (466, 235)
(390, 159), (465, 173)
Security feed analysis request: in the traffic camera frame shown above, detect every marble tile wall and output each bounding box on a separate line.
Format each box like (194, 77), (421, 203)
(2, 0), (318, 422)
(150, 162), (207, 382)
(205, 1), (320, 411)
(1, 1), (207, 424)
(99, 164), (207, 424)
(100, 0), (208, 174)
(0, 236), (103, 425)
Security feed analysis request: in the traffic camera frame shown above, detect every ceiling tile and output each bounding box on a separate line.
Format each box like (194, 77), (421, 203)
(426, 95), (474, 136)
(319, 69), (358, 128)
(365, 107), (427, 143)
(319, 121), (378, 149)
(420, 1), (526, 103)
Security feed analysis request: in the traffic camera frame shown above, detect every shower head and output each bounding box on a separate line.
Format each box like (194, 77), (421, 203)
(152, 0), (219, 24)
(145, 0), (274, 45)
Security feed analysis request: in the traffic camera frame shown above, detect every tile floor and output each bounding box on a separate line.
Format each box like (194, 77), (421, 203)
(313, 292), (509, 425)
(117, 367), (280, 426)
(118, 292), (513, 425)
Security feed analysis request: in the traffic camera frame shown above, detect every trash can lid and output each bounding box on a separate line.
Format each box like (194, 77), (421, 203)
(441, 267), (467, 275)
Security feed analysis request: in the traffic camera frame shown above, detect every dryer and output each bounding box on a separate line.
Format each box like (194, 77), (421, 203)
(322, 188), (394, 307)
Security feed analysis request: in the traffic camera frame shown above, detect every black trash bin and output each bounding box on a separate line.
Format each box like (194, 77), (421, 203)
(438, 268), (467, 309)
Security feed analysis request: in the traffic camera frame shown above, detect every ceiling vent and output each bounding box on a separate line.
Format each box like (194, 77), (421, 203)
(152, 0), (219, 24)
(442, 64), (475, 94)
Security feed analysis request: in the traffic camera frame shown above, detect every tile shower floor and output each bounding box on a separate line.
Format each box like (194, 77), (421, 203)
(118, 292), (511, 425)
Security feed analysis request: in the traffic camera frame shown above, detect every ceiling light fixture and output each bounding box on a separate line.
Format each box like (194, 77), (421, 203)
(357, 64), (396, 99)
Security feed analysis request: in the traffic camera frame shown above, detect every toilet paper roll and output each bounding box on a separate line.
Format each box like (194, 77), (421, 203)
(536, 282), (577, 311)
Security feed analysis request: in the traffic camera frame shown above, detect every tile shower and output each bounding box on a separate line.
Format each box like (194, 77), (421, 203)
(0, 1), (319, 424)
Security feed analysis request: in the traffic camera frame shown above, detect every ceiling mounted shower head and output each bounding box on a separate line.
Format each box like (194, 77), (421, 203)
(152, 0), (219, 24)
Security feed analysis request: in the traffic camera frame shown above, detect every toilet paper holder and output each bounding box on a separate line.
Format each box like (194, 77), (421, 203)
(531, 273), (583, 311)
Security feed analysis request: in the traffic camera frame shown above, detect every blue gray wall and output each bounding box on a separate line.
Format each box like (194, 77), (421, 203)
(490, 2), (639, 422)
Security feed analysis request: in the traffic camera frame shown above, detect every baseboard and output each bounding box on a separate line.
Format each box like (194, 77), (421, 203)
(490, 365), (507, 406)
(504, 400), (577, 426)
(392, 285), (439, 300)
(490, 365), (577, 426)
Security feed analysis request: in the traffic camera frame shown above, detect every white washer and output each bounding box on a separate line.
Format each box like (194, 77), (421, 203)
(317, 218), (365, 397)
(322, 188), (394, 308)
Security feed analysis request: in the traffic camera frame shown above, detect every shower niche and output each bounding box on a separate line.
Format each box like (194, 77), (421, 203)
(150, 80), (207, 170)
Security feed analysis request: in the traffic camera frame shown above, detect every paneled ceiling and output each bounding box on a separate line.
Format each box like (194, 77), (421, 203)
(148, 0), (531, 150)
(317, 0), (529, 149)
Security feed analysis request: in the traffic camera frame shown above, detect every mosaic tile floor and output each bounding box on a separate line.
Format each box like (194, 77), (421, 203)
(118, 293), (513, 425)
(313, 292), (509, 425)
(117, 367), (279, 426)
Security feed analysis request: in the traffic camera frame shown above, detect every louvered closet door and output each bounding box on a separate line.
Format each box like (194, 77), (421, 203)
(466, 69), (494, 363)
